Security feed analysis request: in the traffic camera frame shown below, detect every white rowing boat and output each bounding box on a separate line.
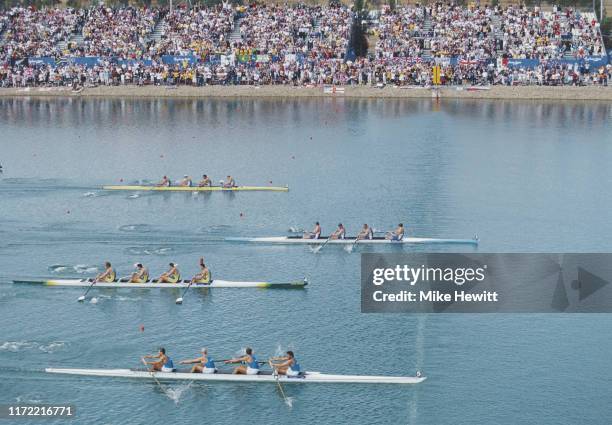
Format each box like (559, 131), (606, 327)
(13, 278), (308, 289)
(45, 368), (426, 384)
(225, 236), (479, 245)
(103, 185), (289, 192)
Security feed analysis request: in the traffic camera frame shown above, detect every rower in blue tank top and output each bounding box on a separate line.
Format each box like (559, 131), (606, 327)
(270, 351), (301, 376)
(163, 358), (174, 372)
(179, 347), (216, 374)
(224, 347), (260, 375)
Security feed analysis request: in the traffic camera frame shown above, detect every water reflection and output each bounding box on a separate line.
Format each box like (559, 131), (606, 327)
(1, 97), (609, 132)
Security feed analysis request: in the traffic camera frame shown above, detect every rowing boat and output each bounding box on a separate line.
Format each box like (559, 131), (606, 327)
(103, 185), (289, 192)
(45, 368), (426, 384)
(225, 236), (479, 245)
(13, 278), (308, 289)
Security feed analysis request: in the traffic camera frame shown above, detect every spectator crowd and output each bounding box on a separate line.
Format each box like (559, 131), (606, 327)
(0, 3), (609, 89)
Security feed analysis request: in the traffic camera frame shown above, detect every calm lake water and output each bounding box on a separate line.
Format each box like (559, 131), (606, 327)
(0, 97), (611, 424)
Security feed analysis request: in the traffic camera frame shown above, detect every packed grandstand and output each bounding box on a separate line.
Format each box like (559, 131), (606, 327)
(0, 3), (609, 87)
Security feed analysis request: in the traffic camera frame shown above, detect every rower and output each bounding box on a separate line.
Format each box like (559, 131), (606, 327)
(190, 257), (211, 284)
(329, 223), (346, 240)
(179, 348), (216, 374)
(158, 263), (181, 283)
(198, 174), (211, 187)
(303, 222), (321, 239)
(179, 175), (192, 187)
(269, 350), (301, 376)
(224, 347), (260, 375)
(130, 263), (149, 283)
(157, 175), (171, 187)
(222, 175), (236, 188)
(143, 347), (174, 372)
(94, 261), (116, 283)
(385, 223), (405, 241)
(356, 223), (374, 240)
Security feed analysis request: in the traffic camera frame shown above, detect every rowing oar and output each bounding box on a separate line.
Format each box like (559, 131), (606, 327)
(348, 227), (379, 252)
(77, 279), (97, 302)
(269, 360), (291, 407)
(346, 235), (361, 253)
(141, 357), (170, 397)
(175, 280), (194, 305)
(78, 275), (130, 302)
(312, 236), (332, 254)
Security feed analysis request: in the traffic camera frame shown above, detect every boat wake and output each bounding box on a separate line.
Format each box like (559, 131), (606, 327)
(0, 340), (66, 354)
(163, 382), (193, 405)
(90, 294), (144, 304)
(21, 222), (75, 233)
(49, 264), (99, 274)
(74, 264), (99, 274)
(125, 246), (173, 256)
(344, 244), (356, 253)
(118, 224), (153, 233)
(309, 245), (323, 254)
(282, 396), (295, 408)
(0, 177), (65, 187)
(198, 224), (232, 235)
(15, 394), (43, 404)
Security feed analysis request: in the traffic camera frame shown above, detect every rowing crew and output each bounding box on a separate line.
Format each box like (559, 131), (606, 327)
(93, 258), (211, 284)
(142, 347), (300, 376)
(157, 175), (237, 188)
(303, 223), (405, 241)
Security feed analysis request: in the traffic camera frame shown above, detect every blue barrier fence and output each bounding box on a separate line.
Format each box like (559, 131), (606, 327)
(114, 59), (153, 67)
(28, 57), (56, 66)
(27, 54), (609, 69)
(65, 57), (105, 67)
(161, 55), (198, 66)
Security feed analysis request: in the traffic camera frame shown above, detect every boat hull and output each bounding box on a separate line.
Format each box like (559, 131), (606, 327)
(45, 368), (425, 384)
(13, 278), (307, 289)
(225, 236), (479, 245)
(103, 185), (288, 192)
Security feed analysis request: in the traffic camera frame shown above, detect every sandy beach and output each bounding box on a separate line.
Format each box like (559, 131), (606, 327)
(1, 85), (611, 101)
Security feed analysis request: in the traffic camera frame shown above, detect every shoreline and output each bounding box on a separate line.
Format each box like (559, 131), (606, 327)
(1, 85), (610, 101)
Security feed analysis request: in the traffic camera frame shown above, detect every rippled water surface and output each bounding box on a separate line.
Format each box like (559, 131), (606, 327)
(0, 98), (611, 424)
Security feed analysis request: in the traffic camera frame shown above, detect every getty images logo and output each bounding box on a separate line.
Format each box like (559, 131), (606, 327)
(371, 264), (488, 286)
(362, 254), (612, 313)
